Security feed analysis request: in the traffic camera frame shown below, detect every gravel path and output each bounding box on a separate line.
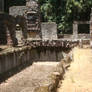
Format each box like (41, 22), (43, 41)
(57, 47), (92, 92)
(0, 62), (58, 92)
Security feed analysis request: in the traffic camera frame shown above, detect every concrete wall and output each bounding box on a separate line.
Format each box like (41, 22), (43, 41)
(0, 13), (17, 46)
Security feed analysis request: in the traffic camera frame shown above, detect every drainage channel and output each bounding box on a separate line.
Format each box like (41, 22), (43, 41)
(0, 46), (72, 92)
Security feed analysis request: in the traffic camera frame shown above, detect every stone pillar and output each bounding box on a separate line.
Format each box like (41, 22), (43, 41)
(90, 8), (92, 47)
(6, 27), (13, 46)
(16, 24), (24, 46)
(41, 22), (57, 41)
(73, 21), (78, 39)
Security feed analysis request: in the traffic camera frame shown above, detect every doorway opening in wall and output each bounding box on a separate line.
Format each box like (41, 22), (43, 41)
(4, 0), (26, 13)
(78, 24), (90, 34)
(27, 13), (37, 24)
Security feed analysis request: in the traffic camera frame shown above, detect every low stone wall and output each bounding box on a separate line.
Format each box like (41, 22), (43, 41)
(0, 46), (71, 84)
(34, 52), (72, 92)
(0, 12), (17, 46)
(31, 47), (70, 62)
(0, 46), (33, 78)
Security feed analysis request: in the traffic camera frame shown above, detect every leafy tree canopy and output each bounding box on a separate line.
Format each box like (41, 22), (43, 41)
(38, 0), (92, 33)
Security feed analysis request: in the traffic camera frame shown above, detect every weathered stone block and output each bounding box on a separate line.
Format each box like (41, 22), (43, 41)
(9, 6), (27, 17)
(41, 22), (57, 41)
(16, 25), (24, 46)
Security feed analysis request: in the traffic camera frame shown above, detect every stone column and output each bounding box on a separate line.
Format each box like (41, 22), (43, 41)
(6, 27), (13, 46)
(15, 24), (24, 46)
(90, 8), (92, 47)
(73, 21), (78, 39)
(41, 22), (57, 41)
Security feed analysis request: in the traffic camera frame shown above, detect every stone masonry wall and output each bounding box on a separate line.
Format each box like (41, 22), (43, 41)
(0, 12), (17, 46)
(0, 47), (33, 76)
(32, 47), (69, 62)
(0, 46), (70, 78)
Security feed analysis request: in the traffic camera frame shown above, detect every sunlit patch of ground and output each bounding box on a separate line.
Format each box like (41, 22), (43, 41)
(0, 62), (58, 92)
(57, 47), (92, 92)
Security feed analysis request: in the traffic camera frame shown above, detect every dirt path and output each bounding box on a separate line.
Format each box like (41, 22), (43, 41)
(0, 62), (58, 92)
(57, 47), (92, 92)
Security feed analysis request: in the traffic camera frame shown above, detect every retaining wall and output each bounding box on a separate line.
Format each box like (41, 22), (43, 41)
(32, 47), (70, 62)
(0, 46), (70, 80)
(0, 47), (33, 76)
(34, 52), (72, 92)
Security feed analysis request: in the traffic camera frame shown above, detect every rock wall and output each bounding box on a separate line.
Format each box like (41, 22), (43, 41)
(34, 51), (72, 92)
(0, 12), (17, 46)
(0, 47), (33, 76)
(9, 6), (27, 17)
(32, 47), (70, 62)
(0, 46), (70, 81)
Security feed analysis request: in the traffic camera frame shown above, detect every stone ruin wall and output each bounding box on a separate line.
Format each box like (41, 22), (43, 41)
(0, 46), (71, 80)
(9, 0), (41, 39)
(0, 47), (31, 75)
(0, 13), (17, 46)
(0, 0), (92, 46)
(9, 6), (27, 17)
(0, 46), (72, 92)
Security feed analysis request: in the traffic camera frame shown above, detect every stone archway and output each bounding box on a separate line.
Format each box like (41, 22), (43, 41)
(0, 13), (17, 46)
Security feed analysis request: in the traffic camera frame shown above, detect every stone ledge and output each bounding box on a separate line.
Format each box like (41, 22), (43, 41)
(33, 55), (72, 92)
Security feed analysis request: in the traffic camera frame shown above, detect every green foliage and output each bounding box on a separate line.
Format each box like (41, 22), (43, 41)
(38, 0), (92, 33)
